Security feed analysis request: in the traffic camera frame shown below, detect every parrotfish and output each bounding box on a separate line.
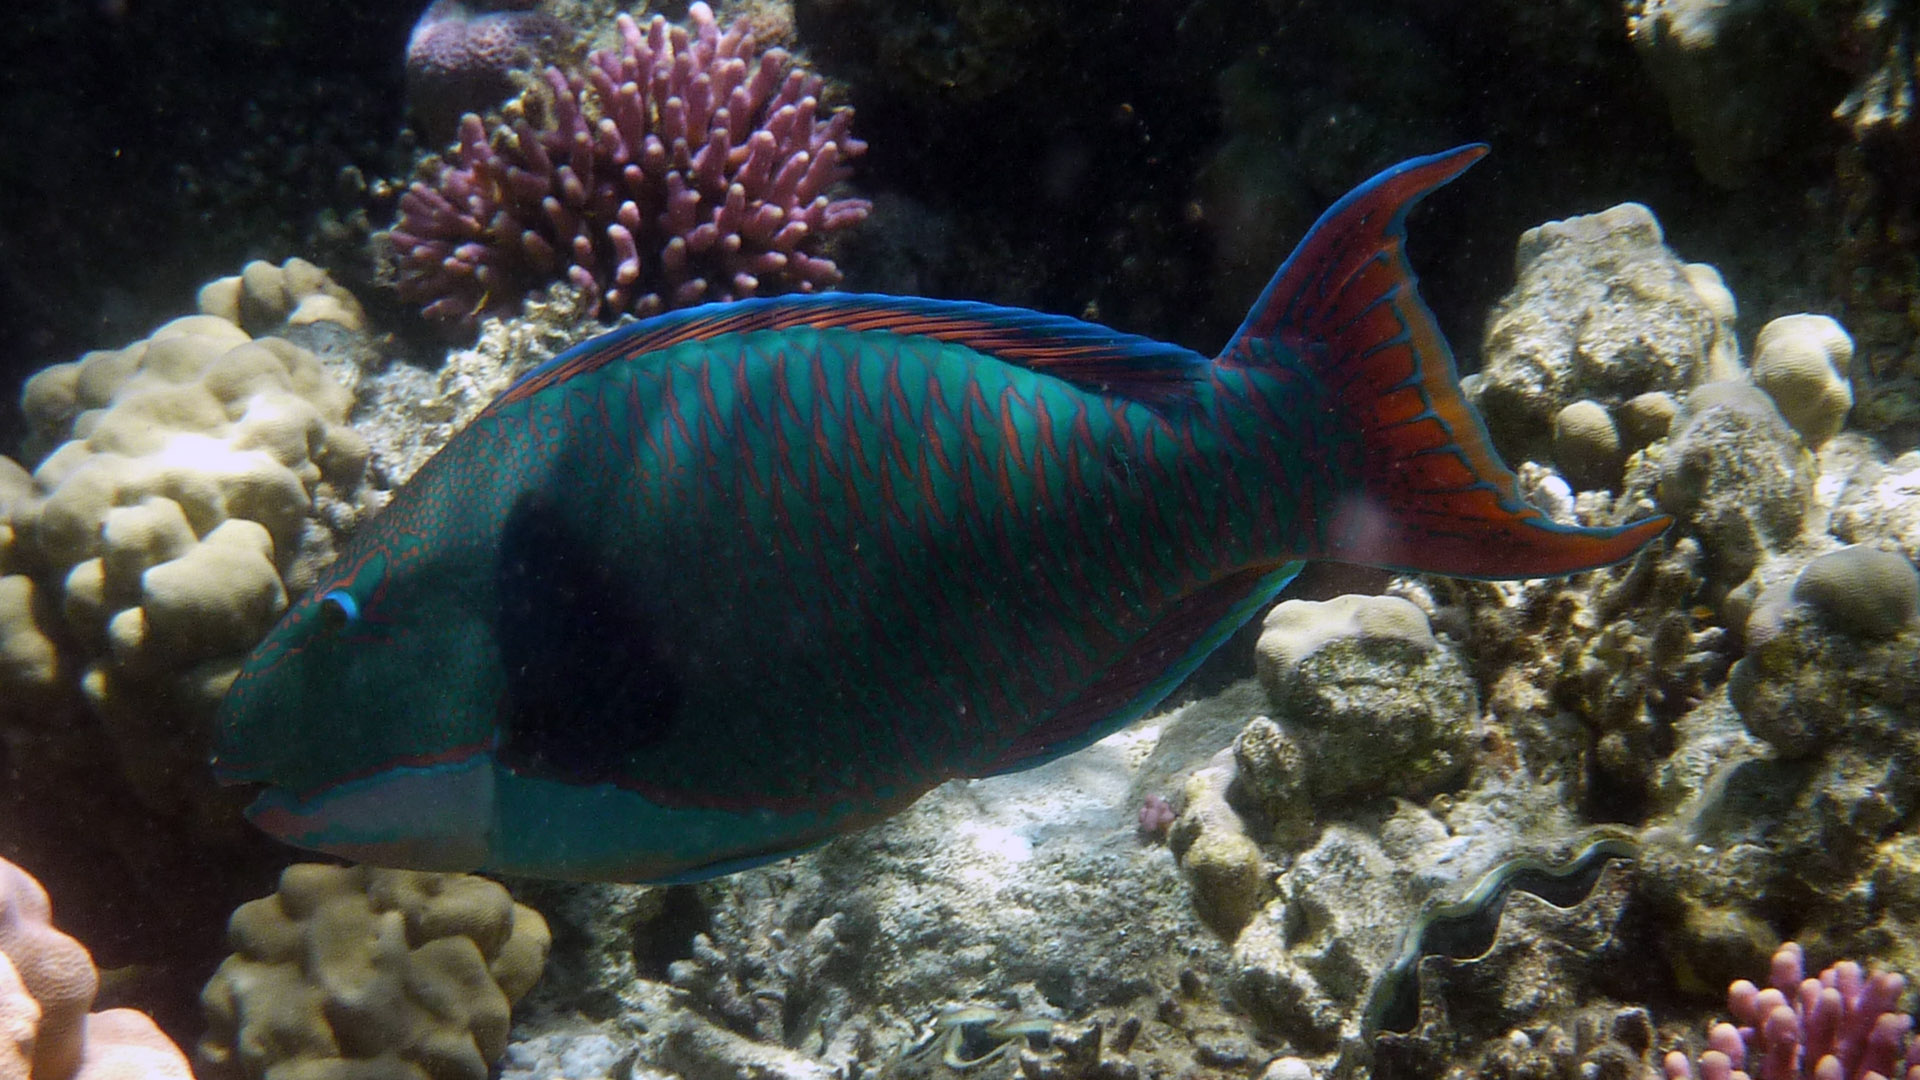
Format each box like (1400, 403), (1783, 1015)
(214, 146), (1669, 882)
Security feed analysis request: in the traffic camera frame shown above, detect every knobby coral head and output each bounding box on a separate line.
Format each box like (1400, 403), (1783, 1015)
(389, 1), (871, 333)
(405, 0), (569, 146)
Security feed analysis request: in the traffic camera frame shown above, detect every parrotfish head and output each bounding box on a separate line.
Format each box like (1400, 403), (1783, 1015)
(213, 539), (504, 872)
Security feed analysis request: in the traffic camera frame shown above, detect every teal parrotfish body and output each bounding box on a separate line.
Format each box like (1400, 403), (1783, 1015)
(214, 146), (1670, 882)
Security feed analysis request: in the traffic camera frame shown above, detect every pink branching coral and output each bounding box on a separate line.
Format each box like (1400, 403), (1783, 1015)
(390, 1), (871, 332)
(1663, 942), (1920, 1080)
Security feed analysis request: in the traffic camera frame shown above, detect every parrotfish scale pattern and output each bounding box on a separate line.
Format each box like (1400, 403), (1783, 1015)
(484, 323), (1284, 815)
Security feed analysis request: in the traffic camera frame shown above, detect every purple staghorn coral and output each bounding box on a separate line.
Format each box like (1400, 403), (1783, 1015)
(390, 1), (871, 332)
(1664, 942), (1920, 1080)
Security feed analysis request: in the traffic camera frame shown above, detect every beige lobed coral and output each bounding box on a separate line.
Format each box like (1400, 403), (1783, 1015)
(0, 856), (192, 1080)
(197, 864), (550, 1080)
(0, 285), (370, 800)
(195, 258), (367, 340)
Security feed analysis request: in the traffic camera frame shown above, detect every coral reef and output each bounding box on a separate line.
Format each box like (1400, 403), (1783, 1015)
(0, 299), (369, 800)
(0, 855), (193, 1080)
(1788, 545), (1920, 640)
(390, 2), (870, 333)
(405, 0), (570, 148)
(198, 863), (551, 1080)
(1833, 452), (1920, 565)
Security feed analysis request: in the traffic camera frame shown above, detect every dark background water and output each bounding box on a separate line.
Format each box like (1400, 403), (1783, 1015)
(0, 0), (413, 448)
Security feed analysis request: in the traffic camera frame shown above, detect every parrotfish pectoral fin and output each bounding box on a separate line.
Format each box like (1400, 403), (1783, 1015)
(981, 560), (1304, 774)
(1222, 144), (1670, 578)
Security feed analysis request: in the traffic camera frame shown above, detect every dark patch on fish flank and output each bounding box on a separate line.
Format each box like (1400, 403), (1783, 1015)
(495, 495), (682, 783)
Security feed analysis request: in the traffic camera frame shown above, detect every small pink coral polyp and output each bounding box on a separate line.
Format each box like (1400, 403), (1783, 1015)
(391, 2), (871, 332)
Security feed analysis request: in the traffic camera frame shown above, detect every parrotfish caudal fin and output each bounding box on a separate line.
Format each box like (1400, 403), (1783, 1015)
(1221, 144), (1670, 578)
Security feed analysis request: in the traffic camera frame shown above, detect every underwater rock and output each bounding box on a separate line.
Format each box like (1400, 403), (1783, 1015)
(1656, 381), (1811, 587)
(350, 282), (603, 490)
(1833, 450), (1920, 566)
(1246, 596), (1477, 820)
(1728, 564), (1920, 758)
(1626, 0), (1834, 188)
(1473, 202), (1738, 468)
(509, 708), (1247, 1078)
(0, 855), (194, 1080)
(198, 864), (550, 1080)
(1369, 859), (1645, 1080)
(1226, 790), (1617, 1069)
(1168, 752), (1269, 939)
(1643, 585), (1920, 991)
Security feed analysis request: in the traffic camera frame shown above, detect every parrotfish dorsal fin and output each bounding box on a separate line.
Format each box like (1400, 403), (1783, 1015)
(1222, 144), (1669, 578)
(493, 294), (1208, 410)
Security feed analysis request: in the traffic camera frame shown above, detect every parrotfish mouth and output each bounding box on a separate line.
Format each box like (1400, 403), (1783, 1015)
(241, 758), (496, 873)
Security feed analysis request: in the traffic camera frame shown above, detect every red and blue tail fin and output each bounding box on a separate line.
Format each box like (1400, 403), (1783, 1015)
(1222, 144), (1669, 578)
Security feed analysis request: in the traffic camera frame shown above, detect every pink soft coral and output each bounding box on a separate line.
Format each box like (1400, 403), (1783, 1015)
(1664, 942), (1920, 1080)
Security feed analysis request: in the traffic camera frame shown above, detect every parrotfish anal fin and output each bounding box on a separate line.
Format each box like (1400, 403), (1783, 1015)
(493, 294), (1207, 410)
(981, 561), (1303, 776)
(1221, 144), (1670, 578)
(495, 495), (683, 783)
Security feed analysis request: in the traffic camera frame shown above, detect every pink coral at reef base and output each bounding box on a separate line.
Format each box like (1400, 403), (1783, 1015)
(0, 857), (192, 1080)
(390, 1), (871, 332)
(1663, 942), (1920, 1080)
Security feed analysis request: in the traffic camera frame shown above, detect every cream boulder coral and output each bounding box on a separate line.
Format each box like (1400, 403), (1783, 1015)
(198, 864), (550, 1080)
(1751, 313), (1855, 449)
(195, 257), (368, 337)
(0, 308), (368, 722)
(0, 856), (192, 1080)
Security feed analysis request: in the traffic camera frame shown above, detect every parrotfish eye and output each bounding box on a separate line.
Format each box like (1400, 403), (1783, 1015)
(317, 589), (360, 632)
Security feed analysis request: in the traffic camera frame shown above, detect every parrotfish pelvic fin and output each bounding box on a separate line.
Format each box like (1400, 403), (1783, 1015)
(1222, 144), (1670, 579)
